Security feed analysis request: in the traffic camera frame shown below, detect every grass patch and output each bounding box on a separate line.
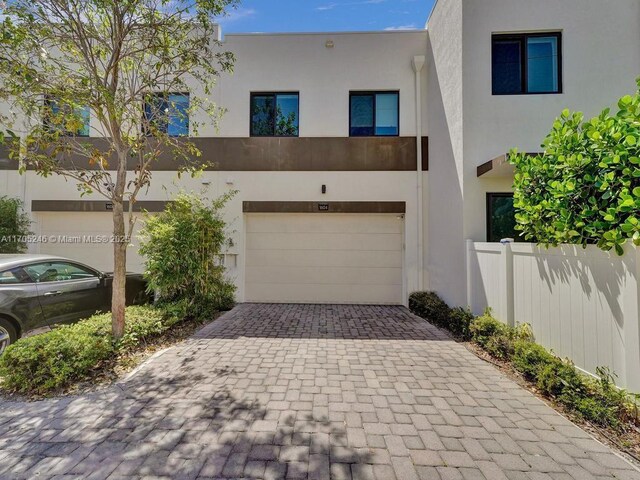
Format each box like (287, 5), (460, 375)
(0, 301), (218, 397)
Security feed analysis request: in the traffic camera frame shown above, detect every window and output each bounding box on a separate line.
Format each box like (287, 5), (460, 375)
(350, 92), (399, 136)
(23, 262), (98, 283)
(43, 97), (90, 137)
(492, 33), (562, 95)
(487, 193), (519, 242)
(0, 268), (31, 285)
(144, 93), (190, 136)
(250, 93), (299, 137)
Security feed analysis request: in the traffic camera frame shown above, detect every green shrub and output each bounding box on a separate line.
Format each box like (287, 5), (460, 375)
(448, 307), (474, 340)
(536, 358), (584, 398)
(0, 196), (32, 253)
(512, 341), (557, 379)
(510, 80), (640, 254)
(139, 192), (237, 317)
(469, 310), (513, 358)
(408, 291), (451, 328)
(0, 305), (181, 395)
(0, 316), (114, 394)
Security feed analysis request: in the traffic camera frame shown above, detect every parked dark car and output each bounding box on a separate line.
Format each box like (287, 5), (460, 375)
(0, 254), (151, 352)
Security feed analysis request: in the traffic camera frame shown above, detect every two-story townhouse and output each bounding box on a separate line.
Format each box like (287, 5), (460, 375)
(1, 0), (638, 307)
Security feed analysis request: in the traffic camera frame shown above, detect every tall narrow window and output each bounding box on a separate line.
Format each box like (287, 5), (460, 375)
(250, 92), (299, 137)
(144, 93), (190, 136)
(487, 193), (518, 242)
(492, 32), (562, 95)
(349, 92), (399, 137)
(43, 97), (90, 137)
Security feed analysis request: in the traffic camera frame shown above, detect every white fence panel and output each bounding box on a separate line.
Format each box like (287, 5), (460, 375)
(466, 242), (640, 391)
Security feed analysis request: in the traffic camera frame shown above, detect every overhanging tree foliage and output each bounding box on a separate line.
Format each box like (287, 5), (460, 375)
(0, 0), (236, 338)
(510, 80), (640, 255)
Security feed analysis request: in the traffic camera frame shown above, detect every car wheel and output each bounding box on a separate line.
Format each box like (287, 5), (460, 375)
(0, 319), (17, 355)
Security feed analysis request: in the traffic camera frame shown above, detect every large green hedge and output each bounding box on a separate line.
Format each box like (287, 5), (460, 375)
(510, 81), (640, 254)
(0, 305), (179, 395)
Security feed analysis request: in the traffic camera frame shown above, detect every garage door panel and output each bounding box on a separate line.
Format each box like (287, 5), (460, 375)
(246, 232), (402, 251)
(246, 249), (402, 268)
(246, 266), (402, 286)
(246, 283), (402, 305)
(245, 213), (404, 304)
(247, 214), (403, 234)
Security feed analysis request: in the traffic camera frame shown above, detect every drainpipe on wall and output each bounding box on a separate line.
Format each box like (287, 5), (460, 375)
(412, 55), (426, 292)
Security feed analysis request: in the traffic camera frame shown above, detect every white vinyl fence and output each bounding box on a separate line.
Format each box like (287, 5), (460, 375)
(466, 241), (640, 391)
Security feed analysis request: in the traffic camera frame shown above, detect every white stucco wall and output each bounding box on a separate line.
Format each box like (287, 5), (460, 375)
(462, 0), (640, 242)
(425, 0), (466, 306)
(426, 0), (640, 306)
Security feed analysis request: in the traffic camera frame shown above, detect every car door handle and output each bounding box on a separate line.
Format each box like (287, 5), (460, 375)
(43, 291), (62, 297)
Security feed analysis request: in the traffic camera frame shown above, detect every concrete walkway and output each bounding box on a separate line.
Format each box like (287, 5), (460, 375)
(0, 303), (638, 479)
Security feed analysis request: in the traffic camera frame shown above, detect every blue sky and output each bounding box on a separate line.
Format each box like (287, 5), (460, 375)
(216, 0), (436, 34)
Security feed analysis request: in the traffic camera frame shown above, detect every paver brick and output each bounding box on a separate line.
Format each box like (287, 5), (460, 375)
(0, 304), (637, 480)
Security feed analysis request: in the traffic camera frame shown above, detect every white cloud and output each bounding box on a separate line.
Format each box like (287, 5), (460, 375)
(217, 7), (257, 24)
(384, 24), (418, 30)
(316, 0), (386, 11)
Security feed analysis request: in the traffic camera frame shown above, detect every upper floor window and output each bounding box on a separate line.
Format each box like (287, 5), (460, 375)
(350, 92), (399, 137)
(492, 32), (562, 95)
(250, 92), (299, 137)
(144, 93), (190, 137)
(43, 97), (90, 137)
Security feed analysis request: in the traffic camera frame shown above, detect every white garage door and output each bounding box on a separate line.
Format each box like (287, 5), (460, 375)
(245, 213), (404, 304)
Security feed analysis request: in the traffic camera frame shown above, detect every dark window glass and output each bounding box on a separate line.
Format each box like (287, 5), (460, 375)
(144, 93), (190, 136)
(492, 33), (561, 95)
(0, 268), (31, 285)
(43, 97), (90, 137)
(492, 39), (523, 95)
(350, 92), (399, 137)
(487, 193), (518, 242)
(23, 262), (98, 283)
(250, 93), (299, 137)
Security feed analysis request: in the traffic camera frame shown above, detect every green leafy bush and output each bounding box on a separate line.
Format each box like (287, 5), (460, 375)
(512, 340), (556, 379)
(408, 291), (451, 328)
(0, 196), (32, 253)
(469, 310), (513, 358)
(0, 305), (180, 395)
(448, 307), (474, 340)
(510, 80), (640, 255)
(0, 316), (114, 394)
(139, 192), (237, 317)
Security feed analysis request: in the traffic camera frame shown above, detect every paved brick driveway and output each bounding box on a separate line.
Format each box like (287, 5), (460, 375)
(0, 304), (638, 480)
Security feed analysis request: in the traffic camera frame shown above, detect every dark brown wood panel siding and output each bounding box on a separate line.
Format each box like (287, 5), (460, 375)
(32, 200), (168, 213)
(3, 137), (430, 171)
(243, 201), (406, 214)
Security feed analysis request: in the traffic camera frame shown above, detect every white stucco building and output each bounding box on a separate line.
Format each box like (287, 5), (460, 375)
(1, 0), (639, 307)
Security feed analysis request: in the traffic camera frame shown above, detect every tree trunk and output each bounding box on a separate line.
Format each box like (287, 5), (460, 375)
(111, 199), (127, 339)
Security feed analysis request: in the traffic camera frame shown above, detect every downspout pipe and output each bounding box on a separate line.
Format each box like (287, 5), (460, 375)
(412, 55), (425, 292)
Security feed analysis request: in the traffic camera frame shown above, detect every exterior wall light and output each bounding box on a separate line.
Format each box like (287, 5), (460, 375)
(325, 40), (334, 49)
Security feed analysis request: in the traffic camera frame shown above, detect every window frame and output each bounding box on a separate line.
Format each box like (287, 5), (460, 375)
(249, 92), (300, 138)
(43, 95), (91, 137)
(143, 92), (191, 137)
(486, 192), (517, 243)
(491, 32), (563, 96)
(349, 91), (400, 137)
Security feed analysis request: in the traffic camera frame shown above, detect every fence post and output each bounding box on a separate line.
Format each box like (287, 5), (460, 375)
(502, 242), (515, 327)
(624, 246), (640, 392)
(466, 239), (473, 310)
